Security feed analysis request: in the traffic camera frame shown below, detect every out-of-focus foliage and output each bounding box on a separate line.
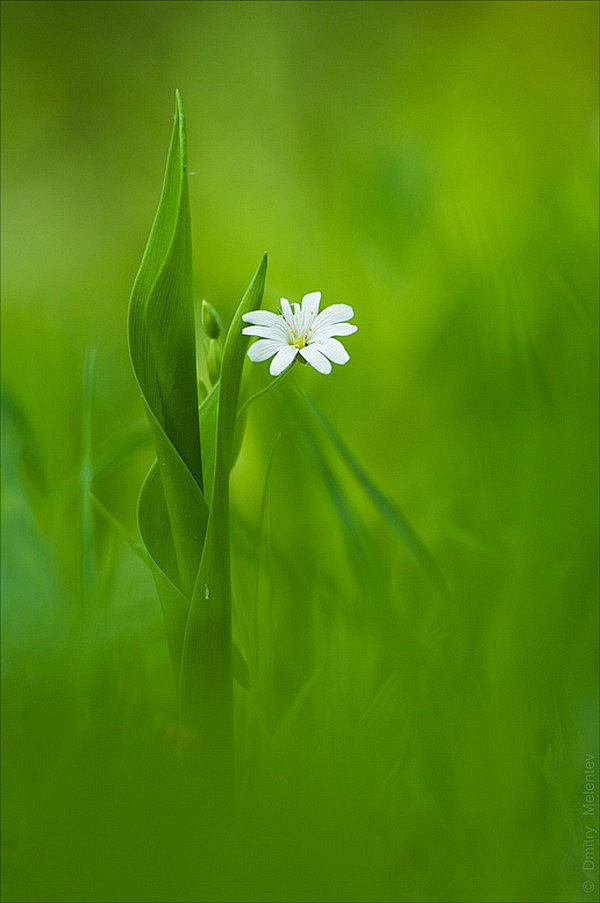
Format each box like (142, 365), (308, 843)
(2, 2), (598, 901)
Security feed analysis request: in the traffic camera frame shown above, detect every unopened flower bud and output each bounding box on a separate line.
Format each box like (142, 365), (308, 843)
(202, 299), (222, 340)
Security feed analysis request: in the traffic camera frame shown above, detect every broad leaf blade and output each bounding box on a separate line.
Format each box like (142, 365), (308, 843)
(128, 90), (202, 489)
(128, 91), (209, 600)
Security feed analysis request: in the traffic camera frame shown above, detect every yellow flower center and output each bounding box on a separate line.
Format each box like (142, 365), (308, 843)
(290, 331), (308, 349)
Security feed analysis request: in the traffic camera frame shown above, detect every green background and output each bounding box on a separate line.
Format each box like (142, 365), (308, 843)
(2, 2), (598, 901)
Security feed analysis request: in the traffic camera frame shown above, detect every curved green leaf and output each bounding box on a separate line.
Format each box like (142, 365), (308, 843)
(137, 460), (180, 589)
(128, 92), (208, 596)
(128, 90), (203, 490)
(93, 483), (249, 691)
(143, 400), (208, 596)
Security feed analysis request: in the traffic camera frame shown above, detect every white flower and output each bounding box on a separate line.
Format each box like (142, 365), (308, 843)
(242, 292), (357, 376)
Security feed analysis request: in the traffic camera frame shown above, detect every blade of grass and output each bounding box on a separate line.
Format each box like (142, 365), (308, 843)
(92, 422), (152, 483)
(232, 431), (282, 733)
(277, 392), (379, 600)
(293, 385), (446, 592)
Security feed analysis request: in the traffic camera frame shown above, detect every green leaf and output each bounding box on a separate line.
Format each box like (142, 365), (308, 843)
(128, 91), (209, 597)
(138, 468), (248, 690)
(93, 485), (250, 691)
(143, 400), (208, 597)
(179, 254), (267, 733)
(128, 90), (203, 489)
(137, 460), (180, 589)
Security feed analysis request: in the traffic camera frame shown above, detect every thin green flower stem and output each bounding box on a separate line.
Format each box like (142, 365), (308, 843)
(236, 365), (292, 424)
(90, 492), (154, 570)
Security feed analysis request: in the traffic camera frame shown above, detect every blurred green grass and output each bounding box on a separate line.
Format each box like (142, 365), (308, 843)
(1, 1), (598, 901)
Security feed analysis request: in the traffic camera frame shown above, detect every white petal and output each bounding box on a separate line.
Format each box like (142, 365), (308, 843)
(299, 344), (332, 374)
(311, 322), (358, 339)
(299, 292), (320, 334)
(270, 345), (298, 375)
(247, 339), (283, 362)
(242, 309), (282, 327)
(280, 298), (294, 327)
(292, 303), (302, 333)
(242, 323), (289, 340)
(301, 292), (321, 319)
(311, 304), (354, 333)
(313, 337), (350, 365)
